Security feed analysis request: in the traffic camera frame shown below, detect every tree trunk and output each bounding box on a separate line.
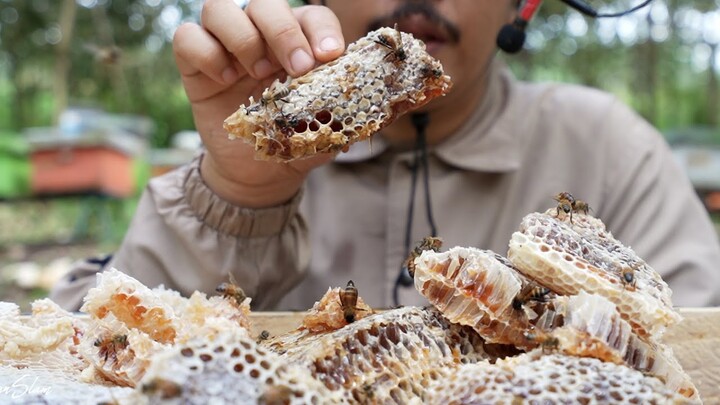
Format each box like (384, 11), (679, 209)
(708, 44), (718, 127)
(53, 0), (78, 124)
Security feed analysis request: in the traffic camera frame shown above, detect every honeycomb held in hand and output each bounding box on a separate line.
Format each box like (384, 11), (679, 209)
(224, 26), (452, 161)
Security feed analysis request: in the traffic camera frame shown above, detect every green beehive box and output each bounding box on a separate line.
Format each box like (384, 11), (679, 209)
(0, 132), (30, 199)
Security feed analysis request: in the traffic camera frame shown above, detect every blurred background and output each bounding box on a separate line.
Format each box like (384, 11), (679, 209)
(0, 0), (718, 308)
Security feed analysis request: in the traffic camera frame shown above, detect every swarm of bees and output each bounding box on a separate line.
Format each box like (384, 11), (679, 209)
(216, 273), (247, 306)
(405, 236), (443, 278)
(94, 333), (129, 362)
(338, 280), (366, 323)
(374, 23), (407, 63)
(553, 192), (592, 224)
(512, 282), (552, 311)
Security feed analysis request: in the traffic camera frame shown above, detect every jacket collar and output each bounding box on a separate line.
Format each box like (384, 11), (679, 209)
(336, 59), (520, 173)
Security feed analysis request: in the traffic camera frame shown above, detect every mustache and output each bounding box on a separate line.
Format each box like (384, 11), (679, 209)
(367, 1), (461, 44)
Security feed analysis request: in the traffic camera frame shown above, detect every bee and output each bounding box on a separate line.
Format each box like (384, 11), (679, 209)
(512, 283), (551, 310)
(258, 384), (293, 405)
(420, 65), (443, 79)
(361, 383), (375, 400)
(274, 115), (300, 136)
(573, 199), (592, 215)
(94, 334), (129, 362)
(339, 280), (367, 323)
(216, 273), (247, 306)
(83, 43), (122, 66)
(553, 191), (575, 219)
(260, 79), (291, 111)
(374, 24), (407, 62)
(404, 236), (443, 278)
(553, 191), (592, 224)
(619, 263), (639, 289)
(524, 331), (560, 354)
(256, 330), (270, 343)
(142, 378), (182, 399)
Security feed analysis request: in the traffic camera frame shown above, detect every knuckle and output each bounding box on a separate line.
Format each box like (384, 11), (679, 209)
(270, 22), (301, 44)
(195, 49), (221, 70)
(226, 33), (262, 62)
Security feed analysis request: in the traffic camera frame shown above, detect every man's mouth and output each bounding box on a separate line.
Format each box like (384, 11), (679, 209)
(396, 13), (451, 53)
(367, 2), (461, 54)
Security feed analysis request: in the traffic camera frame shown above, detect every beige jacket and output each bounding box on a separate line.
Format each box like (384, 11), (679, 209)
(51, 62), (720, 310)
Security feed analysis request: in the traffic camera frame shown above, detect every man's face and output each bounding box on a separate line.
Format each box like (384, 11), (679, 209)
(327, 0), (517, 110)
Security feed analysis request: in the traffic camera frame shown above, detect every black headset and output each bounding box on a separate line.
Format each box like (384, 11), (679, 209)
(497, 0), (655, 54)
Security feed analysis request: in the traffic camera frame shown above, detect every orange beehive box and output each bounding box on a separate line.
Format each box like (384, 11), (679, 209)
(31, 146), (133, 197)
(27, 129), (145, 198)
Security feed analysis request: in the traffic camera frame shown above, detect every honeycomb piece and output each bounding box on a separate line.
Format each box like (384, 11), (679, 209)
(78, 269), (253, 387)
(82, 269), (180, 344)
(137, 327), (340, 404)
(267, 306), (492, 403)
(426, 350), (700, 404)
(0, 299), (87, 377)
(78, 313), (169, 387)
(508, 210), (681, 338)
(301, 286), (373, 333)
(224, 26), (452, 161)
(0, 300), (76, 361)
(413, 246), (548, 348)
(538, 291), (698, 399)
(81, 269), (251, 345)
(0, 365), (139, 405)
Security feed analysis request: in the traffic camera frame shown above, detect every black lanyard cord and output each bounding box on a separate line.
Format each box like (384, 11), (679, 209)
(392, 112), (437, 307)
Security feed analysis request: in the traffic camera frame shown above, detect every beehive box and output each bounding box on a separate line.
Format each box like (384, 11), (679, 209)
(26, 129), (145, 198)
(249, 308), (720, 403)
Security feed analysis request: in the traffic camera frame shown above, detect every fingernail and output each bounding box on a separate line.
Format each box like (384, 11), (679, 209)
(222, 67), (238, 84)
(252, 58), (273, 78)
(290, 48), (314, 74)
(319, 37), (340, 52)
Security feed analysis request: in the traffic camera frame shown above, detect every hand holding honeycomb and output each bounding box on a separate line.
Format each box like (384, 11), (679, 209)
(172, 0), (347, 208)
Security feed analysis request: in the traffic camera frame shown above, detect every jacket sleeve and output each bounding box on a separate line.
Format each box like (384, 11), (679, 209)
(599, 100), (720, 307)
(49, 153), (311, 311)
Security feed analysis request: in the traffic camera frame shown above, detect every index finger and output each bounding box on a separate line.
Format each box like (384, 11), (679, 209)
(246, 0), (315, 77)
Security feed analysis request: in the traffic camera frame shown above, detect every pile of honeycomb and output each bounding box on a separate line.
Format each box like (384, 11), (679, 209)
(426, 350), (696, 404)
(412, 209), (698, 400)
(0, 200), (705, 402)
(507, 210), (680, 338)
(267, 304), (492, 403)
(224, 26), (452, 161)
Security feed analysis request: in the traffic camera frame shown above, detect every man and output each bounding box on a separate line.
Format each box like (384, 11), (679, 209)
(51, 0), (720, 310)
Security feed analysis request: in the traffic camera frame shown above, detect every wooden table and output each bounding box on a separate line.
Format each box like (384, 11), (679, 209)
(249, 308), (720, 402)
